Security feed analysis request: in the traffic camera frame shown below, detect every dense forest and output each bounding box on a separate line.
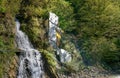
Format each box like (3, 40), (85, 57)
(0, 0), (120, 78)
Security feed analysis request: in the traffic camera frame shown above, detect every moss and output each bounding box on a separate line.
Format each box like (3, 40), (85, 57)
(41, 49), (57, 67)
(0, 13), (17, 77)
(0, 16), (16, 50)
(40, 49), (59, 78)
(20, 16), (48, 49)
(0, 51), (17, 78)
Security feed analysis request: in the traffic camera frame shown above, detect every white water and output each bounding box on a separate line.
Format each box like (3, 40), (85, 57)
(16, 20), (44, 78)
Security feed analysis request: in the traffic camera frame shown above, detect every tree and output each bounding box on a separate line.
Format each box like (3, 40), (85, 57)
(69, 0), (120, 70)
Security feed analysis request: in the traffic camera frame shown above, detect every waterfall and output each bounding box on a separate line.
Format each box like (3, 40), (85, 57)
(15, 20), (44, 78)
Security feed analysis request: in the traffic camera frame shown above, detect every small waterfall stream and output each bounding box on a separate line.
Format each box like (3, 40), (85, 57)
(15, 20), (44, 78)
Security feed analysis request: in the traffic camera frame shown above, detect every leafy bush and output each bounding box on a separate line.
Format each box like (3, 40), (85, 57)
(0, 0), (6, 13)
(67, 0), (120, 70)
(81, 37), (120, 70)
(46, 0), (74, 31)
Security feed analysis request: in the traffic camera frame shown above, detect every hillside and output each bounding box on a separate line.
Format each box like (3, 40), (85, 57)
(0, 0), (120, 78)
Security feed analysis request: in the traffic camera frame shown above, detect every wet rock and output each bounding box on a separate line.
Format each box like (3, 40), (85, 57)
(57, 49), (72, 63)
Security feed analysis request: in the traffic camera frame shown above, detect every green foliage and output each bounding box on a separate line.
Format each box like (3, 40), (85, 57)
(6, 0), (21, 16)
(20, 17), (48, 49)
(41, 49), (57, 67)
(82, 37), (116, 60)
(0, 0), (6, 13)
(66, 0), (120, 70)
(76, 0), (120, 37)
(19, 0), (74, 31)
(0, 51), (16, 78)
(0, 16), (16, 77)
(19, 0), (75, 49)
(46, 0), (74, 31)
(40, 49), (58, 78)
(61, 54), (84, 73)
(1, 0), (120, 75)
(0, 0), (21, 16)
(0, 21), (15, 51)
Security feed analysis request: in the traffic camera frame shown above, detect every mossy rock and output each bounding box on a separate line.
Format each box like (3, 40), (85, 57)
(40, 49), (59, 78)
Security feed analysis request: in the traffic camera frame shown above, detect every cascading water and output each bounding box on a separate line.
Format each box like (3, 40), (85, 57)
(15, 20), (44, 78)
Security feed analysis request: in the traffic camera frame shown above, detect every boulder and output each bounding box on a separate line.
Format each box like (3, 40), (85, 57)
(57, 49), (72, 63)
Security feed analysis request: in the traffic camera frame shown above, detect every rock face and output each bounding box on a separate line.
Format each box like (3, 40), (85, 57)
(48, 12), (72, 63)
(49, 12), (59, 49)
